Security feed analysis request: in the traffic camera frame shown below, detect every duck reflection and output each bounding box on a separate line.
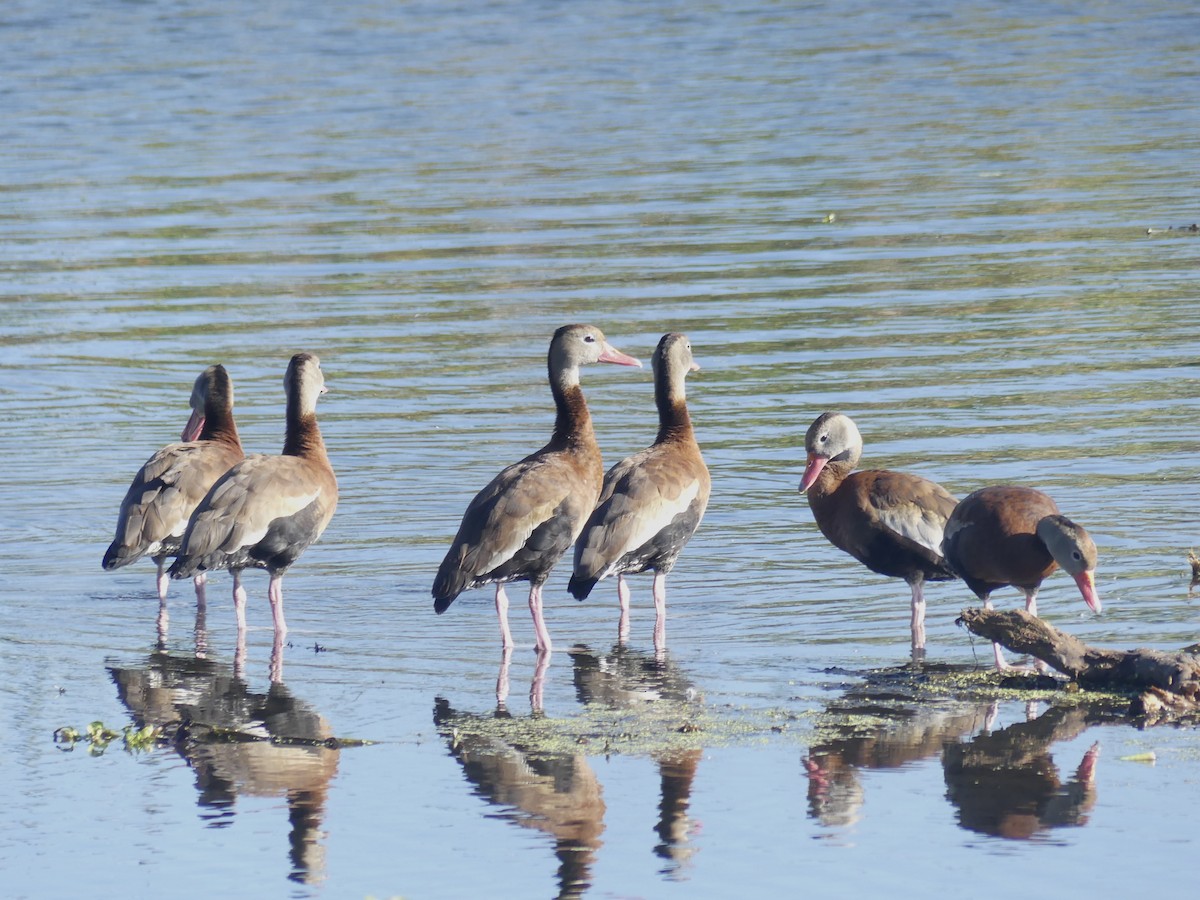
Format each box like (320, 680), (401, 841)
(569, 643), (702, 878)
(434, 644), (705, 896)
(108, 609), (339, 885)
(434, 696), (605, 900)
(943, 703), (1100, 839)
(804, 693), (994, 829)
(804, 668), (1108, 841)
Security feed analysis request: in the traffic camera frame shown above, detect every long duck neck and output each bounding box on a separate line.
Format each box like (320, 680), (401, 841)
(198, 375), (241, 448)
(549, 364), (597, 452)
(655, 367), (694, 445)
(283, 398), (327, 461)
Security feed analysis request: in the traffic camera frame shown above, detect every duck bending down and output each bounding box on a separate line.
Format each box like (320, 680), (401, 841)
(942, 485), (1100, 669)
(798, 411), (958, 656)
(432, 324), (641, 652)
(169, 353), (338, 635)
(568, 333), (710, 650)
(103, 364), (244, 605)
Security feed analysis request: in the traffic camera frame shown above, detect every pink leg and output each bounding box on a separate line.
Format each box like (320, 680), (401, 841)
(193, 572), (207, 606)
(268, 573), (287, 636)
(909, 579), (927, 654)
(529, 584), (553, 653)
(156, 559), (169, 603)
(496, 645), (513, 708)
(652, 571), (667, 653)
(991, 641), (1012, 671)
(232, 570), (248, 632)
(530, 647), (551, 712)
(983, 595), (1011, 670)
(1024, 588), (1039, 618)
(495, 584), (514, 650)
(617, 575), (631, 645)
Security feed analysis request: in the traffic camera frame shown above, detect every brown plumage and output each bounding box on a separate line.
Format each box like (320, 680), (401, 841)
(103, 364), (243, 603)
(432, 324), (642, 652)
(569, 333), (710, 650)
(169, 353), (338, 635)
(798, 411), (958, 655)
(942, 485), (1100, 668)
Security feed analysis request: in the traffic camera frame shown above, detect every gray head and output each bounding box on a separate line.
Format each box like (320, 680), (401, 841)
(285, 352), (328, 416)
(799, 411), (863, 491)
(652, 332), (700, 400)
(548, 324), (642, 384)
(1036, 514), (1101, 612)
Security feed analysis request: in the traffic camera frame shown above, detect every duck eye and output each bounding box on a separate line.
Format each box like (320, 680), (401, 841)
(583, 334), (596, 343)
(1072, 550), (1082, 560)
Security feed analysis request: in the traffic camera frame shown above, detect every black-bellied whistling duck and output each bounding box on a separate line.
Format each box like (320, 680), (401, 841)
(798, 411), (958, 656)
(169, 353), (338, 636)
(942, 485), (1100, 669)
(568, 333), (710, 651)
(433, 324), (642, 653)
(103, 365), (244, 606)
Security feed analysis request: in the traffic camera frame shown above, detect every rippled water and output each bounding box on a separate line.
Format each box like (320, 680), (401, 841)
(3, 1), (1199, 897)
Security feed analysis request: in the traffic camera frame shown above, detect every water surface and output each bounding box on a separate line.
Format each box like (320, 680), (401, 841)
(3, 1), (1199, 897)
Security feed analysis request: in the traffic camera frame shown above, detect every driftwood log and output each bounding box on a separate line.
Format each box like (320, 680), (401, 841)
(957, 607), (1200, 721)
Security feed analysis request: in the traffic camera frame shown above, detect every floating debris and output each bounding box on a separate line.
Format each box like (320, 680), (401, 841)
(54, 719), (374, 755)
(1118, 751), (1157, 764)
(53, 721), (163, 755)
(1146, 224), (1199, 235)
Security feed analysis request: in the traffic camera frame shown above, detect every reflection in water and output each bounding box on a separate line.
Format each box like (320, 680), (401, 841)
(434, 697), (605, 900)
(943, 705), (1100, 840)
(108, 612), (339, 885)
(804, 694), (994, 829)
(805, 669), (1107, 842)
(569, 644), (702, 878)
(434, 644), (704, 896)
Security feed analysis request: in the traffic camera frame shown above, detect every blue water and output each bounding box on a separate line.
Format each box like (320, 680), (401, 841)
(3, 1), (1199, 897)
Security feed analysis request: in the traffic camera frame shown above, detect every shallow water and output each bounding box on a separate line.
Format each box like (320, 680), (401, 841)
(3, 1), (1199, 897)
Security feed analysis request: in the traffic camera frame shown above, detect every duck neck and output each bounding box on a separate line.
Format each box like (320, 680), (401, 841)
(655, 369), (693, 444)
(199, 404), (240, 448)
(283, 399), (327, 460)
(550, 365), (595, 451)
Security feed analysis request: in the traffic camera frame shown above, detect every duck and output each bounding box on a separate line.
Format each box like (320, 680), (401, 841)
(568, 333), (710, 650)
(798, 411), (958, 656)
(941, 485), (1100, 669)
(103, 364), (244, 605)
(432, 324), (641, 653)
(169, 353), (338, 635)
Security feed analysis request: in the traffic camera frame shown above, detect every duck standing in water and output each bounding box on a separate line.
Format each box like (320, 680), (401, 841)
(103, 364), (244, 611)
(170, 353), (338, 637)
(569, 333), (710, 651)
(433, 324), (641, 653)
(798, 411), (958, 656)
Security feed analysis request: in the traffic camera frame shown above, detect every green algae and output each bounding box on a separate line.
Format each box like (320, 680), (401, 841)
(54, 718), (375, 755)
(436, 698), (817, 760)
